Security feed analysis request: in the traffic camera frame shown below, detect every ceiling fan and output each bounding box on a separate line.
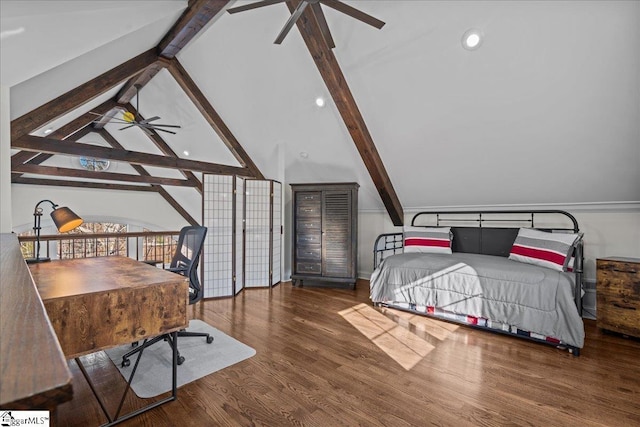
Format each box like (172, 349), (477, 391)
(226, 0), (385, 48)
(91, 84), (181, 135)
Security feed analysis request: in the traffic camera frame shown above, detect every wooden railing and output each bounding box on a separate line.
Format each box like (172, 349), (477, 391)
(18, 231), (181, 267)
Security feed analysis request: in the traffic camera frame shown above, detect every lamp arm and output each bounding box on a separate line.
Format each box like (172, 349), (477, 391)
(34, 199), (58, 213)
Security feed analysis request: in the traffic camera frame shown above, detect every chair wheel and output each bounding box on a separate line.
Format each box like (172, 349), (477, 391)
(206, 336), (214, 344)
(121, 358), (131, 368)
(177, 356), (185, 365)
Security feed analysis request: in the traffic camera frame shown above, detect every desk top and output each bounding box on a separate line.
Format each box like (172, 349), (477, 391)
(0, 234), (72, 410)
(29, 256), (189, 359)
(30, 256), (187, 300)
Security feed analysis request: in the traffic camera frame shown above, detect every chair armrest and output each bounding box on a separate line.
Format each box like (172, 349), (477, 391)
(166, 266), (188, 274)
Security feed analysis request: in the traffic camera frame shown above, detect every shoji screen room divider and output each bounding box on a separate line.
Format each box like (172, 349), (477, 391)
(202, 175), (282, 298)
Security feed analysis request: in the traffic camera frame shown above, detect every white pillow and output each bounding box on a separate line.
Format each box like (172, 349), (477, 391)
(508, 228), (581, 271)
(403, 226), (452, 254)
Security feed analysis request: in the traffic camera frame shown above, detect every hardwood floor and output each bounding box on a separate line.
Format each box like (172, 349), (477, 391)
(58, 280), (640, 426)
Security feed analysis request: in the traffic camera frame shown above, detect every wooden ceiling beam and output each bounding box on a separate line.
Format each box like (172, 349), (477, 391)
(167, 59), (264, 179)
(11, 176), (155, 192)
(116, 58), (171, 104)
(21, 126), (95, 169)
(10, 48), (158, 141)
(120, 106), (204, 193)
(91, 106), (127, 130)
(289, 1), (404, 226)
(158, 0), (231, 59)
(95, 129), (199, 225)
(13, 135), (249, 176)
(11, 99), (120, 167)
(12, 164), (198, 187)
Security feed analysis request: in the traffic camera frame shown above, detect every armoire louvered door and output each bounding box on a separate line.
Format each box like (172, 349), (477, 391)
(291, 183), (358, 289)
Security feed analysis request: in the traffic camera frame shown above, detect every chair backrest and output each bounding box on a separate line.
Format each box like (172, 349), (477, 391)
(169, 226), (207, 304)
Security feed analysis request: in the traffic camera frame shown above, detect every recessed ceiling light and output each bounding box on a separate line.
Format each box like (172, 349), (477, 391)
(299, 151), (309, 159)
(183, 150), (190, 156)
(315, 97), (325, 107)
(462, 29), (483, 51)
(43, 128), (53, 135)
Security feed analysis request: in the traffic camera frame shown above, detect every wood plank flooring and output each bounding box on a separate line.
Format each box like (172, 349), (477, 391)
(57, 280), (640, 426)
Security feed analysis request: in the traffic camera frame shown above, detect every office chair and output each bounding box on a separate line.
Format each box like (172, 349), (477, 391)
(121, 225), (212, 367)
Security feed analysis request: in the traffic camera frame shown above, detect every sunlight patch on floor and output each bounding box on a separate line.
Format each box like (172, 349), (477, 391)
(339, 303), (435, 370)
(380, 307), (459, 341)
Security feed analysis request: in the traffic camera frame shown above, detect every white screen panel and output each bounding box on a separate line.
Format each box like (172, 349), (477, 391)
(244, 180), (271, 287)
(203, 174), (233, 298)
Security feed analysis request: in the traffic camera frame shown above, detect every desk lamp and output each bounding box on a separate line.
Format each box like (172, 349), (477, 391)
(26, 199), (83, 264)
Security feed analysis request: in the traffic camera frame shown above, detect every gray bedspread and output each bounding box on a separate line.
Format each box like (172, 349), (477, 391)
(370, 252), (584, 348)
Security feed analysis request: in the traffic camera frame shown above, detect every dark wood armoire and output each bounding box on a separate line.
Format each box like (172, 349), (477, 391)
(290, 183), (358, 289)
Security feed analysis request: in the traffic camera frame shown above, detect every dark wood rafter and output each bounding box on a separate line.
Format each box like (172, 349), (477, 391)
(22, 127), (94, 168)
(91, 106), (127, 130)
(10, 49), (158, 142)
(13, 135), (250, 176)
(11, 99), (121, 168)
(11, 177), (155, 192)
(97, 129), (199, 225)
(288, 0), (404, 226)
(11, 164), (198, 187)
(167, 59), (264, 179)
(158, 0), (231, 59)
(116, 58), (171, 104)
(124, 104), (204, 193)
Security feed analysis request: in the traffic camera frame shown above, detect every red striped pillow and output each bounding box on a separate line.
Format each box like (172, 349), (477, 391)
(508, 228), (581, 272)
(403, 226), (452, 254)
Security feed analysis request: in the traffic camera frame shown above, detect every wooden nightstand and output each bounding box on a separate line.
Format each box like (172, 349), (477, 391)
(596, 257), (640, 338)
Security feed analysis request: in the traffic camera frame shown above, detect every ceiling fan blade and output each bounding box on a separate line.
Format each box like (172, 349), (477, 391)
(311, 2), (335, 49)
(319, 0), (385, 29)
(149, 127), (177, 135)
(227, 0), (286, 14)
(138, 116), (161, 124)
(148, 124), (181, 128)
(119, 124), (136, 131)
(274, 0), (309, 44)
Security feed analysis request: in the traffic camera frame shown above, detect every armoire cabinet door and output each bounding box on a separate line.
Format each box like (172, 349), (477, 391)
(322, 190), (353, 278)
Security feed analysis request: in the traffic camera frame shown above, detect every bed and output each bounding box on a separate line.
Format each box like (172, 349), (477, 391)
(370, 210), (585, 355)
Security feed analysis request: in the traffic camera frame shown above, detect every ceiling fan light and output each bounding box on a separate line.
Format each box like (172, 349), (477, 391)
(122, 111), (135, 123)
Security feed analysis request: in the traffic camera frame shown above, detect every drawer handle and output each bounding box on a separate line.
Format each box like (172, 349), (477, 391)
(613, 303), (637, 310)
(612, 268), (638, 273)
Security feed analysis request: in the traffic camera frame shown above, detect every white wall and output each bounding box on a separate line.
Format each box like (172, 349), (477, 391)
(356, 206), (640, 283)
(11, 184), (190, 233)
(0, 85), (10, 233)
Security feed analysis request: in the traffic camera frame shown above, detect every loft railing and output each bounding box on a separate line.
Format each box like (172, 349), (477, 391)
(18, 231), (180, 267)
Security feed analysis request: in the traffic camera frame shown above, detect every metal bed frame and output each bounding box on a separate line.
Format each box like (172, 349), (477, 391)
(372, 210), (584, 356)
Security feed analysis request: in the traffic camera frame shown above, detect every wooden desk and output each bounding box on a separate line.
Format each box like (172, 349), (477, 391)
(29, 256), (189, 359)
(28, 256), (189, 426)
(0, 234), (72, 411)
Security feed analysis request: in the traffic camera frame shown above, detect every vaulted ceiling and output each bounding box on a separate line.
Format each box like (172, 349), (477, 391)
(3, 1), (639, 228)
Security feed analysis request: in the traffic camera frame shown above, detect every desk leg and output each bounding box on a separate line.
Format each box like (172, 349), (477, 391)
(75, 332), (179, 427)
